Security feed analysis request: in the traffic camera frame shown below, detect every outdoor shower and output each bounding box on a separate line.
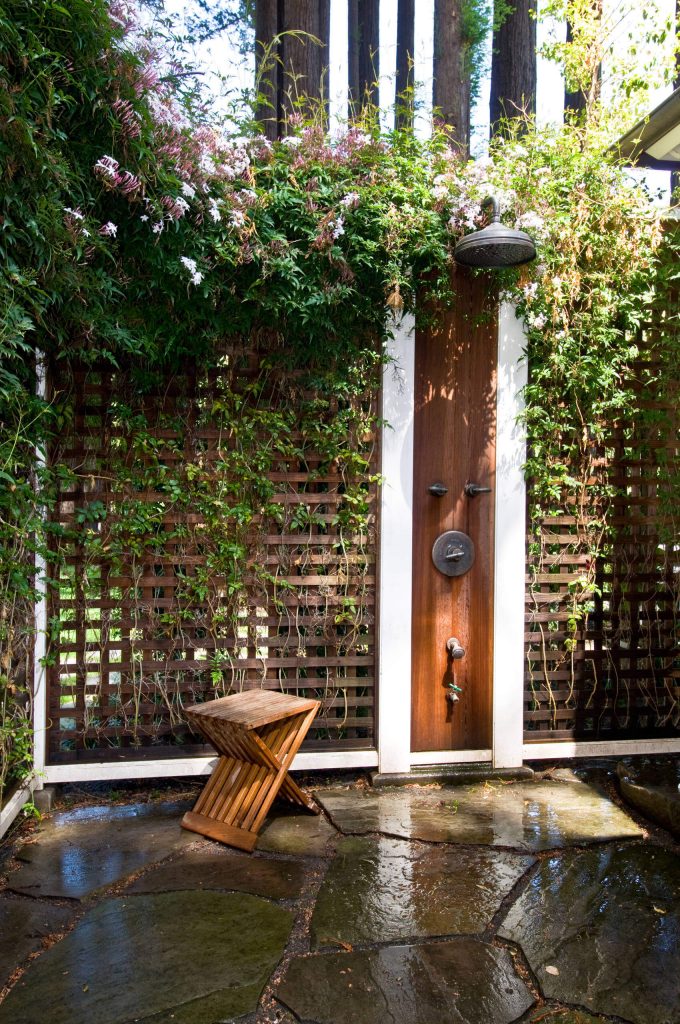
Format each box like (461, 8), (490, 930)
(454, 196), (537, 268)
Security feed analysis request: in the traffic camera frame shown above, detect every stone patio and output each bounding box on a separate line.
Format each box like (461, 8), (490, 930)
(0, 764), (678, 1024)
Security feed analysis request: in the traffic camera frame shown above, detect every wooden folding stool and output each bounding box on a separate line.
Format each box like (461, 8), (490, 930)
(181, 690), (321, 852)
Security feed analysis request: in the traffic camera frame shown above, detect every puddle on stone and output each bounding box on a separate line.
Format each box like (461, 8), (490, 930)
(315, 780), (643, 850)
(311, 835), (534, 947)
(499, 842), (680, 1024)
(9, 801), (194, 899)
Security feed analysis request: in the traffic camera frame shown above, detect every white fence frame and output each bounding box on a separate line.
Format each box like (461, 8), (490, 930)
(14, 308), (675, 808)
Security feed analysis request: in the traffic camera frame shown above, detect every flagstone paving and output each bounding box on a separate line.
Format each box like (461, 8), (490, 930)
(0, 895), (76, 988)
(310, 835), (535, 948)
(256, 808), (336, 856)
(127, 846), (309, 901)
(314, 780), (645, 849)
(7, 800), (194, 899)
(498, 842), (680, 1024)
(0, 891), (293, 1024)
(0, 766), (678, 1024)
(617, 761), (680, 839)
(276, 939), (534, 1024)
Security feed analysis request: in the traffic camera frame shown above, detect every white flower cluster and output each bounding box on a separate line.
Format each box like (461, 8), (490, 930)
(340, 192), (360, 209)
(179, 256), (203, 285)
(526, 311), (547, 330)
(212, 138), (250, 181)
(330, 216), (345, 240)
(99, 222), (118, 237)
(207, 197), (221, 222)
(448, 199), (482, 232)
(516, 211), (545, 235)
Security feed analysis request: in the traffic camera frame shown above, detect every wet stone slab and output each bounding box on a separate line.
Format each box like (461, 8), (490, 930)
(277, 938), (533, 1024)
(8, 801), (194, 899)
(128, 846), (308, 901)
(311, 835), (534, 948)
(315, 781), (643, 850)
(0, 896), (76, 987)
(498, 843), (680, 1024)
(0, 891), (293, 1024)
(617, 761), (680, 839)
(257, 807), (336, 856)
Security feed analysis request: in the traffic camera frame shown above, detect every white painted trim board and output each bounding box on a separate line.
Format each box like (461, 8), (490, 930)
(377, 313), (415, 774)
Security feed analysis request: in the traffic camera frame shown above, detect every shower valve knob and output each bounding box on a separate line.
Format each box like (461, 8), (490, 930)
(446, 637), (465, 660)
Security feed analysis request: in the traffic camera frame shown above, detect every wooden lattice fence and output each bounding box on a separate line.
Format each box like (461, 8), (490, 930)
(524, 299), (679, 742)
(46, 346), (378, 764)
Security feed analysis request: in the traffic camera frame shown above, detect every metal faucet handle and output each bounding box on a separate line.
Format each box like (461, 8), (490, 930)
(446, 637), (465, 659)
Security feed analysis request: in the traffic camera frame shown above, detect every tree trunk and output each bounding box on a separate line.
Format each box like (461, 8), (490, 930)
(254, 0), (328, 135)
(395, 0), (415, 128)
(432, 0), (469, 153)
(564, 1), (603, 119)
(563, 20), (587, 117)
(280, 1), (323, 126)
(255, 0), (279, 141)
(489, 0), (536, 132)
(348, 0), (380, 113)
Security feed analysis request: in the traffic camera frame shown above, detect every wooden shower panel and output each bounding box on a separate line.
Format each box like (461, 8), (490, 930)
(411, 271), (497, 752)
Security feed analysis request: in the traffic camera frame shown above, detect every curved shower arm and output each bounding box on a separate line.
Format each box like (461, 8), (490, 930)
(481, 196), (501, 223)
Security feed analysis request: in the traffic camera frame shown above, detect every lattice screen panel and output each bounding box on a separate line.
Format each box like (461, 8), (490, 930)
(524, 304), (679, 742)
(47, 351), (377, 763)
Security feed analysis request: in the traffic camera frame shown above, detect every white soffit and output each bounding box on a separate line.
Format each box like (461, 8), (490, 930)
(647, 122), (680, 163)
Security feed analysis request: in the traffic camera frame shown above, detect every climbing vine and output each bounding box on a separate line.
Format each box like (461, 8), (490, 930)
(0, 0), (677, 797)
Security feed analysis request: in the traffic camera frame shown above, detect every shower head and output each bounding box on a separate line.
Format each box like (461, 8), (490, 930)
(454, 197), (537, 269)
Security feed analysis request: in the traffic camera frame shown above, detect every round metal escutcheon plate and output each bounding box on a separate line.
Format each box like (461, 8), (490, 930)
(431, 530), (475, 577)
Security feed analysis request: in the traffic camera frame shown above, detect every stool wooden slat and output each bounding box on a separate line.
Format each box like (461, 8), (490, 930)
(181, 690), (320, 852)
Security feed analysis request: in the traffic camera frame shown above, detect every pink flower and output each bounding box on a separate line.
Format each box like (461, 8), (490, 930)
(112, 98), (141, 140)
(94, 155), (119, 180)
(161, 195), (190, 220)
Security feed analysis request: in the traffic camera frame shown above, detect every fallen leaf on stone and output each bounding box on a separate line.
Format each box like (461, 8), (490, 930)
(331, 938), (353, 952)
(82, 983), (89, 992)
(544, 965), (560, 975)
(653, 906), (667, 914)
